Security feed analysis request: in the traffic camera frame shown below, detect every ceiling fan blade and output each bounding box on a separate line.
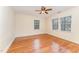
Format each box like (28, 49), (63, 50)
(39, 12), (42, 14)
(46, 9), (52, 11)
(45, 11), (48, 14)
(41, 6), (46, 10)
(35, 10), (41, 11)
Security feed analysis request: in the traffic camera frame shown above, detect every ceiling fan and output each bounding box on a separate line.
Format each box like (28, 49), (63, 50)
(35, 6), (52, 14)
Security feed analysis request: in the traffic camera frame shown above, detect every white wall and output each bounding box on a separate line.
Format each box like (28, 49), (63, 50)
(47, 7), (79, 44)
(15, 13), (46, 37)
(0, 6), (15, 52)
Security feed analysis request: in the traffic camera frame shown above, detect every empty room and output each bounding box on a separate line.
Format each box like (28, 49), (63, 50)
(0, 6), (79, 53)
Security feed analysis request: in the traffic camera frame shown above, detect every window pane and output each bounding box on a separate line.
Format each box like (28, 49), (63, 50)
(52, 18), (58, 30)
(61, 16), (71, 31)
(34, 20), (40, 30)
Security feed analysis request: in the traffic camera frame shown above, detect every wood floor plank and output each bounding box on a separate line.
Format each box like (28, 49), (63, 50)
(7, 34), (79, 53)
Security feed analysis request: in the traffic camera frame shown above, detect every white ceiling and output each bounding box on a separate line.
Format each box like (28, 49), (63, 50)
(12, 6), (74, 18)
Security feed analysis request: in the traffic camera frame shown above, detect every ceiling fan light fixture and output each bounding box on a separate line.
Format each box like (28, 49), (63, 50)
(41, 11), (45, 14)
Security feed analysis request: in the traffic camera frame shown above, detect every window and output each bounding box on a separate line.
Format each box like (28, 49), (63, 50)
(52, 18), (58, 30)
(61, 16), (71, 31)
(34, 20), (40, 30)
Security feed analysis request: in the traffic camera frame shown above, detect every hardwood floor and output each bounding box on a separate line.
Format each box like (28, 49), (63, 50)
(7, 34), (79, 53)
